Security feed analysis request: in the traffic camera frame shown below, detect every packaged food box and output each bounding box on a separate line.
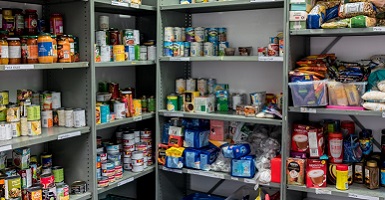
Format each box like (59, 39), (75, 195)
(200, 146), (219, 170)
(183, 148), (201, 169)
(287, 157), (306, 186)
(210, 120), (229, 141)
(327, 82), (367, 107)
(306, 159), (327, 188)
(289, 11), (308, 21)
(184, 91), (199, 113)
(271, 155), (282, 183)
(183, 129), (210, 148)
(194, 96), (215, 113)
(288, 80), (328, 107)
(290, 0), (315, 12)
(291, 124), (324, 158)
(13, 148), (30, 169)
(290, 21), (307, 30)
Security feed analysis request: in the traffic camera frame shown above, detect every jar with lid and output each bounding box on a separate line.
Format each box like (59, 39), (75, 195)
(359, 129), (373, 157)
(51, 35), (58, 63)
(13, 9), (24, 36)
(24, 9), (38, 35)
(27, 36), (38, 64)
(8, 38), (21, 64)
(336, 164), (349, 190)
(50, 13), (63, 36)
(37, 33), (53, 64)
(2, 9), (14, 36)
(21, 35), (28, 64)
(57, 35), (71, 63)
(68, 35), (75, 62)
(365, 160), (379, 189)
(0, 37), (9, 64)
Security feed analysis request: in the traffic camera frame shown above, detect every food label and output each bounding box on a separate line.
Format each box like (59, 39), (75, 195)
(0, 144), (12, 152)
(58, 131), (81, 140)
(1, 46), (9, 58)
(38, 42), (53, 57)
(5, 65), (34, 70)
(315, 188), (331, 194)
(345, 3), (364, 14)
(27, 45), (38, 59)
(348, 193), (379, 200)
(111, 1), (129, 7)
(373, 27), (385, 32)
(9, 46), (21, 59)
(286, 158), (305, 186)
(130, 3), (140, 8)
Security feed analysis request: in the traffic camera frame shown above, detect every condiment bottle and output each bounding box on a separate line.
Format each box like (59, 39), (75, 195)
(13, 9), (24, 36)
(51, 35), (58, 63)
(365, 160), (379, 189)
(57, 35), (71, 63)
(328, 132), (343, 163)
(7, 38), (21, 64)
(0, 36), (9, 64)
(336, 164), (349, 190)
(27, 36), (39, 64)
(68, 35), (75, 62)
(21, 36), (28, 64)
(37, 33), (53, 64)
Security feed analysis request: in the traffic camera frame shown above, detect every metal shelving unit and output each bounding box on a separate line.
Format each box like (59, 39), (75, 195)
(70, 193), (93, 200)
(159, 56), (284, 62)
(94, 0), (156, 15)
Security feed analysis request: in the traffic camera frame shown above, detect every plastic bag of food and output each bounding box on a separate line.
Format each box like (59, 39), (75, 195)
(318, 1), (341, 8)
(307, 4), (327, 29)
(348, 15), (377, 27)
(325, 4), (340, 21)
(363, 102), (385, 110)
(377, 80), (385, 92)
(371, 0), (385, 8)
(338, 2), (377, 18)
(362, 90), (385, 100)
(321, 18), (350, 28)
(378, 18), (385, 25)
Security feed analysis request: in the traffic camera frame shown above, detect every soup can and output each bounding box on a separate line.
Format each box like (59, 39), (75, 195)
(194, 27), (205, 42)
(203, 42), (214, 56)
(190, 42), (202, 57)
(185, 27), (195, 42)
(164, 27), (174, 42)
(186, 78), (197, 91)
(174, 27), (183, 42)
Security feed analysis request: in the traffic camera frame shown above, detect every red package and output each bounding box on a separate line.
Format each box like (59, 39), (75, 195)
(306, 159), (327, 188)
(291, 124), (324, 158)
(210, 120), (228, 141)
(307, 126), (324, 158)
(168, 135), (183, 147)
(291, 124), (309, 152)
(271, 155), (281, 183)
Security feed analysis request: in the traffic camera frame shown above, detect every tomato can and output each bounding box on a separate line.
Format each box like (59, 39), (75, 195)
(40, 174), (55, 189)
(28, 120), (41, 136)
(5, 175), (22, 199)
(41, 110), (53, 128)
(11, 120), (21, 138)
(56, 182), (69, 200)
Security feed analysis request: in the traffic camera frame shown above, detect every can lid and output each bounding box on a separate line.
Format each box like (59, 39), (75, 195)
(336, 164), (348, 171)
(367, 160), (378, 167)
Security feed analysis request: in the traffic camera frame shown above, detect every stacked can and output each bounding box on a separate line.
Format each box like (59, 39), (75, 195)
(122, 131), (135, 171)
(140, 129), (153, 166)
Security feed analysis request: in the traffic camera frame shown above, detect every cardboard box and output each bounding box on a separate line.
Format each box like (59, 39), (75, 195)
(287, 157), (305, 186)
(290, 21), (307, 30)
(306, 159), (327, 188)
(210, 120), (229, 141)
(289, 11), (308, 21)
(194, 96), (215, 113)
(184, 91), (200, 112)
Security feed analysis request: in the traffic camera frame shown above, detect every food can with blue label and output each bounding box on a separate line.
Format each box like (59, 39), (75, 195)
(163, 42), (173, 57)
(184, 42), (190, 57)
(204, 42), (214, 57)
(218, 27), (227, 42)
(219, 41), (229, 56)
(191, 42), (202, 57)
(128, 45), (135, 61)
(206, 28), (218, 43)
(185, 27), (195, 42)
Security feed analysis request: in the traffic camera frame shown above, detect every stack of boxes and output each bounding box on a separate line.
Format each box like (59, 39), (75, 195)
(289, 0), (309, 30)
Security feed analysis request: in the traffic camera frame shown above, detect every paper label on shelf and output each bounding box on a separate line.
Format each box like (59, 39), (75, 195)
(244, 179), (257, 184)
(300, 107), (316, 113)
(130, 3), (140, 8)
(164, 112), (184, 117)
(58, 131), (81, 140)
(162, 167), (183, 174)
(111, 1), (129, 7)
(133, 116), (143, 121)
(0, 145), (12, 152)
(187, 170), (225, 179)
(348, 193), (379, 200)
(117, 177), (134, 186)
(5, 65), (34, 70)
(315, 188), (331, 195)
(169, 57), (190, 61)
(230, 177), (239, 181)
(373, 27), (385, 32)
(258, 56), (283, 62)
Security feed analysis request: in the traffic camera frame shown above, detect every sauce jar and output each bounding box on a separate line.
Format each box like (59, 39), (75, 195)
(328, 132), (343, 163)
(50, 13), (63, 36)
(7, 38), (21, 64)
(21, 35), (28, 64)
(0, 37), (9, 64)
(365, 160), (379, 189)
(37, 33), (53, 64)
(24, 9), (38, 35)
(2, 9), (15, 36)
(336, 164), (348, 190)
(27, 36), (39, 64)
(51, 35), (58, 63)
(68, 35), (75, 62)
(57, 35), (71, 63)
(13, 9), (24, 36)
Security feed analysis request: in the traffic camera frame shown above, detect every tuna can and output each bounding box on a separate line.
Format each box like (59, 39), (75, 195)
(133, 99), (142, 116)
(6, 104), (20, 123)
(57, 108), (65, 127)
(51, 92), (61, 109)
(219, 41), (229, 56)
(197, 78), (208, 96)
(134, 30), (140, 45)
(184, 42), (190, 57)
(185, 27), (195, 42)
(218, 27), (227, 42)
(207, 78), (216, 94)
(194, 27), (205, 42)
(191, 42), (202, 57)
(41, 153), (52, 168)
(206, 28), (219, 43)
(40, 92), (52, 110)
(21, 117), (28, 136)
(123, 29), (134, 45)
(5, 175), (21, 200)
(99, 16), (109, 30)
(115, 171), (123, 179)
(40, 174), (55, 189)
(28, 120), (41, 136)
(163, 41), (173, 57)
(107, 153), (121, 162)
(0, 122), (12, 140)
(97, 177), (109, 188)
(164, 27), (174, 42)
(11, 120), (21, 137)
(42, 186), (57, 200)
(114, 165), (123, 174)
(147, 46), (156, 61)
(186, 78), (197, 91)
(100, 45), (111, 62)
(108, 175), (115, 183)
(52, 166), (64, 183)
(41, 110), (53, 128)
(27, 105), (41, 121)
(56, 182), (69, 200)
(176, 78), (186, 94)
(18, 168), (32, 189)
(174, 27), (183, 42)
(139, 45), (147, 61)
(95, 30), (107, 46)
(0, 91), (9, 105)
(64, 108), (74, 128)
(26, 186), (42, 200)
(204, 42), (214, 56)
(106, 145), (119, 154)
(113, 45), (125, 62)
(73, 108), (86, 128)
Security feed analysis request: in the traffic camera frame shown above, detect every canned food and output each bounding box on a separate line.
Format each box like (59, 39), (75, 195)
(113, 45), (125, 62)
(108, 29), (120, 45)
(184, 42), (190, 57)
(64, 108), (74, 128)
(186, 78), (197, 91)
(18, 168), (32, 189)
(56, 182), (69, 200)
(0, 105), (6, 121)
(73, 108), (86, 128)
(133, 99), (142, 117)
(174, 27), (183, 42)
(164, 27), (174, 42)
(41, 153), (52, 168)
(5, 175), (21, 199)
(0, 91), (9, 105)
(190, 42), (202, 57)
(206, 28), (218, 43)
(42, 186), (57, 200)
(133, 30), (140, 45)
(0, 122), (12, 140)
(28, 120), (41, 136)
(71, 181), (87, 194)
(139, 45), (147, 61)
(218, 27), (227, 42)
(41, 110), (53, 128)
(99, 16), (109, 30)
(204, 42), (214, 56)
(51, 92), (61, 109)
(163, 41), (173, 57)
(173, 42), (184, 57)
(147, 46), (156, 61)
(96, 31), (107, 46)
(20, 99), (31, 117)
(26, 186), (42, 200)
(57, 108), (65, 126)
(29, 163), (38, 184)
(40, 92), (52, 110)
(41, 174), (55, 189)
(194, 27), (205, 42)
(27, 105), (41, 121)
(132, 164), (144, 172)
(128, 45), (135, 61)
(185, 27), (195, 42)
(11, 120), (21, 138)
(7, 104), (20, 123)
(219, 41), (229, 56)
(147, 96), (155, 112)
(20, 117), (28, 136)
(97, 177), (109, 188)
(52, 166), (64, 183)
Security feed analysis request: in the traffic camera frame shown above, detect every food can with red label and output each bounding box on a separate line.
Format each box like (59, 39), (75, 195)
(40, 174), (55, 189)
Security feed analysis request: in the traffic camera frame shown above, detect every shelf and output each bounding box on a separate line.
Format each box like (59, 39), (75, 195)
(158, 110), (282, 125)
(287, 185), (385, 200)
(160, 0), (284, 13)
(96, 113), (155, 130)
(0, 62), (89, 71)
(288, 107), (384, 117)
(98, 165), (155, 194)
(95, 61), (155, 68)
(160, 166), (280, 188)
(70, 192), (92, 200)
(0, 126), (90, 152)
(159, 56), (283, 62)
(290, 27), (385, 37)
(94, 0), (156, 15)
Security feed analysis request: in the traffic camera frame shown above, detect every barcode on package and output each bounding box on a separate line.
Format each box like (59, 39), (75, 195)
(308, 131), (318, 157)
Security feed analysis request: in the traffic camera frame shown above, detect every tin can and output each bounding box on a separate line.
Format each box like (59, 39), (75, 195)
(11, 120), (21, 138)
(73, 108), (86, 128)
(64, 108), (74, 128)
(164, 27), (174, 42)
(134, 30), (140, 45)
(114, 102), (126, 119)
(113, 45), (125, 62)
(219, 41), (229, 56)
(213, 42), (219, 56)
(38, 173), (54, 188)
(41, 110), (53, 128)
(147, 46), (156, 61)
(0, 122), (12, 140)
(57, 108), (65, 126)
(174, 27), (183, 42)
(185, 27), (195, 42)
(141, 96), (148, 113)
(7, 104), (20, 123)
(20, 99), (31, 117)
(30, 162), (38, 184)
(258, 47), (265, 57)
(204, 42), (214, 56)
(174, 42), (184, 57)
(267, 44), (279, 56)
(183, 42), (190, 57)
(95, 30), (107, 46)
(0, 91), (9, 105)
(97, 177), (108, 188)
(139, 45), (147, 61)
(100, 104), (110, 123)
(147, 96), (155, 112)
(269, 37), (279, 44)
(5, 175), (21, 199)
(194, 27), (205, 42)
(31, 93), (40, 105)
(52, 166), (64, 183)
(99, 15), (109, 30)
(186, 78), (197, 91)
(25, 186), (42, 200)
(218, 27), (227, 42)
(42, 166), (52, 176)
(20, 117), (28, 136)
(40, 92), (52, 111)
(190, 42), (202, 57)
(167, 95), (178, 111)
(206, 28), (218, 43)
(27, 105), (41, 121)
(123, 29), (134, 45)
(42, 186), (57, 200)
(71, 181), (87, 194)
(18, 168), (32, 189)
(181, 28), (186, 42)
(41, 153), (52, 168)
(197, 78), (208, 96)
(128, 45), (135, 61)
(28, 120), (41, 136)
(17, 89), (32, 104)
(176, 78), (186, 94)
(133, 99), (142, 116)
(56, 182), (69, 200)
(0, 106), (6, 121)
(100, 45), (111, 62)
(108, 29), (120, 45)
(163, 41), (173, 57)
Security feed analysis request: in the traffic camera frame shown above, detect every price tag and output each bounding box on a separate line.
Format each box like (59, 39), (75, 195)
(111, 1), (129, 7)
(373, 27), (385, 32)
(117, 177), (134, 186)
(0, 145), (12, 152)
(300, 107), (316, 113)
(348, 193), (379, 200)
(130, 3), (140, 8)
(5, 65), (34, 70)
(187, 170), (225, 179)
(258, 57), (283, 62)
(169, 57), (190, 61)
(315, 188), (331, 195)
(164, 112), (184, 117)
(133, 116), (142, 121)
(230, 177), (239, 181)
(58, 131), (81, 140)
(382, 112), (385, 118)
(244, 179), (257, 184)
(162, 167), (183, 174)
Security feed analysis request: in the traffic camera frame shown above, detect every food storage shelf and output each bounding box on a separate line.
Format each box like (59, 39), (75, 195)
(95, 0), (156, 15)
(287, 185), (385, 200)
(0, 62), (89, 71)
(160, 0), (284, 13)
(95, 61), (155, 68)
(159, 56), (283, 62)
(96, 113), (155, 130)
(288, 106), (384, 117)
(0, 126), (90, 152)
(98, 165), (155, 194)
(159, 166), (280, 188)
(70, 192), (92, 200)
(290, 27), (385, 37)
(158, 110), (282, 125)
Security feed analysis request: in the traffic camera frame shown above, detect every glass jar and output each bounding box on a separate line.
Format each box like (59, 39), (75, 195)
(13, 9), (24, 36)
(37, 33), (53, 64)
(365, 160), (380, 189)
(57, 35), (71, 63)
(20, 35), (28, 64)
(68, 35), (75, 62)
(27, 36), (38, 64)
(0, 37), (9, 64)
(50, 13), (63, 36)
(0, 31), (8, 39)
(2, 9), (14, 36)
(24, 9), (38, 35)
(51, 35), (58, 63)
(7, 38), (21, 64)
